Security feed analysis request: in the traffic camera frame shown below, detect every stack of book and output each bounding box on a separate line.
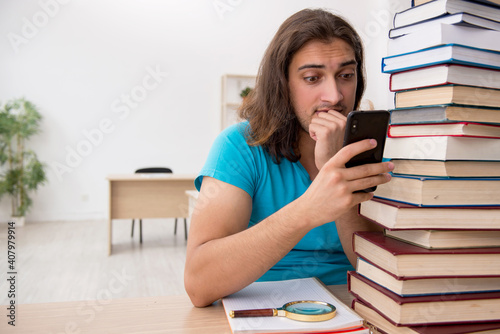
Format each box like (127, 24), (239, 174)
(348, 0), (500, 333)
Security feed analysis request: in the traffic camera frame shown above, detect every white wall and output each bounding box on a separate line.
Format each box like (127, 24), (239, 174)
(0, 0), (410, 222)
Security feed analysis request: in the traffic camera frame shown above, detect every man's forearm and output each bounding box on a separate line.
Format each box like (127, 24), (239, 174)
(184, 200), (313, 307)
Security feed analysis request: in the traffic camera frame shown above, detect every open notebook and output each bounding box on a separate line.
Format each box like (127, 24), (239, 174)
(222, 277), (368, 334)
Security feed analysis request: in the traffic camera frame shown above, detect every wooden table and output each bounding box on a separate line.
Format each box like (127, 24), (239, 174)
(0, 286), (354, 333)
(107, 174), (197, 255)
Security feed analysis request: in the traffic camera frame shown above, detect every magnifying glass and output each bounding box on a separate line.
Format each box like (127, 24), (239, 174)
(229, 300), (336, 322)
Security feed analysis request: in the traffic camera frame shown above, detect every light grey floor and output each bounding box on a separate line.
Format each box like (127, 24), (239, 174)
(0, 218), (188, 305)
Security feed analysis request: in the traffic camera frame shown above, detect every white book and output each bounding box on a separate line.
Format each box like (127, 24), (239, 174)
(383, 136), (500, 160)
(389, 64), (500, 91)
(413, 0), (500, 6)
(382, 44), (500, 74)
(389, 12), (500, 38)
(222, 277), (367, 334)
(387, 23), (500, 56)
(394, 0), (500, 28)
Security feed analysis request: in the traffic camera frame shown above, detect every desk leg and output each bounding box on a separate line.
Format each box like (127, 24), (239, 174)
(108, 218), (112, 255)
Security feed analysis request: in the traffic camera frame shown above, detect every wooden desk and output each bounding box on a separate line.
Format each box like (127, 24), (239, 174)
(107, 174), (196, 255)
(0, 286), (354, 334)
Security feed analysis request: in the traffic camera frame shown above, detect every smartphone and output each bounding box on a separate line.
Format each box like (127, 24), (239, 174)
(342, 110), (390, 192)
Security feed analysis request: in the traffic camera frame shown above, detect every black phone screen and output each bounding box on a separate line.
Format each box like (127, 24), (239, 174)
(342, 110), (390, 192)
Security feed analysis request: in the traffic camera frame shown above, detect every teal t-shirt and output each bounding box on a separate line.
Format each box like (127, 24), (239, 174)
(195, 121), (354, 284)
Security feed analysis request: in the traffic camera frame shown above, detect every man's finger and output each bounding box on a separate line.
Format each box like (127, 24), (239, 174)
(331, 138), (377, 167)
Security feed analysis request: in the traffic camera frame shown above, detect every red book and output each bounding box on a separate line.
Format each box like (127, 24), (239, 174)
(348, 271), (500, 326)
(358, 198), (500, 230)
(352, 231), (500, 278)
(352, 298), (500, 333)
(388, 122), (500, 139)
(389, 64), (500, 92)
(355, 257), (500, 296)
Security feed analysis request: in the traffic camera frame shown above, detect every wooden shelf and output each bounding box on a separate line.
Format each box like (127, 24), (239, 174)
(221, 74), (256, 130)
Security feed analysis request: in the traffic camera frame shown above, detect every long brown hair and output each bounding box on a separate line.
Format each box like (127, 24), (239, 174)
(239, 9), (365, 163)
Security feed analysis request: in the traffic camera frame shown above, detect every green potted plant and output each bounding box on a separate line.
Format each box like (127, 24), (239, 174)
(240, 86), (252, 99)
(0, 98), (47, 225)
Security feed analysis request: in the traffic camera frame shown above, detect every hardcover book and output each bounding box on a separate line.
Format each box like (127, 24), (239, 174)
(390, 159), (500, 177)
(356, 257), (500, 296)
(387, 122), (500, 138)
(348, 271), (500, 326)
(382, 44), (500, 73)
(352, 298), (500, 334)
(413, 0), (500, 6)
(373, 174), (500, 206)
(394, 0), (500, 28)
(387, 24), (500, 56)
(352, 231), (500, 277)
(389, 13), (500, 39)
(389, 104), (500, 125)
(389, 64), (500, 91)
(384, 229), (500, 249)
(394, 85), (500, 109)
(383, 135), (500, 160)
(359, 197), (500, 230)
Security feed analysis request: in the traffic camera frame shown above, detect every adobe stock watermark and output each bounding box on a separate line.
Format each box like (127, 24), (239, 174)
(357, 8), (391, 47)
(357, 0), (410, 48)
(7, 0), (72, 54)
(212, 0), (243, 20)
(49, 65), (168, 182)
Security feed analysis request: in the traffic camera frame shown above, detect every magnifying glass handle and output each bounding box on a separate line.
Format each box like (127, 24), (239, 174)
(229, 308), (277, 318)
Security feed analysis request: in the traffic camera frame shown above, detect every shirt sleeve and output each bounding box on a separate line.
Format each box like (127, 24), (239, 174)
(195, 122), (257, 197)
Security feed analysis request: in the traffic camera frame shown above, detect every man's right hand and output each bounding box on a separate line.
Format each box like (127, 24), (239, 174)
(298, 138), (393, 228)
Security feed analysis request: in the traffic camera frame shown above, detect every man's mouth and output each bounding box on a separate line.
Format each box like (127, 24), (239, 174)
(315, 107), (343, 114)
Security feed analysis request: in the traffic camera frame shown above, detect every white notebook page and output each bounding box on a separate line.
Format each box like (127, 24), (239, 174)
(222, 277), (366, 334)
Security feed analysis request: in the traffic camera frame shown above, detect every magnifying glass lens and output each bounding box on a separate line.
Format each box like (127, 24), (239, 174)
(285, 302), (333, 315)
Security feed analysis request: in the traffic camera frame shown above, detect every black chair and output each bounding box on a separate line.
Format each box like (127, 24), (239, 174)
(131, 167), (188, 243)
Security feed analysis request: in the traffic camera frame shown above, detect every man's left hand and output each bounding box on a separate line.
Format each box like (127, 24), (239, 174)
(309, 110), (347, 170)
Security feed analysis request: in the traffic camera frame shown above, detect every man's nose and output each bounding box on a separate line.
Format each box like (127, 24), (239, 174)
(320, 78), (343, 105)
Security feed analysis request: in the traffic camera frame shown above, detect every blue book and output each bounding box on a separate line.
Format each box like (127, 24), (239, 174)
(389, 104), (500, 125)
(373, 174), (500, 206)
(359, 197), (500, 230)
(382, 44), (500, 73)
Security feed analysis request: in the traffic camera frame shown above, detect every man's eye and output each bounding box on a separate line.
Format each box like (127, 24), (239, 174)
(339, 73), (355, 79)
(304, 76), (319, 83)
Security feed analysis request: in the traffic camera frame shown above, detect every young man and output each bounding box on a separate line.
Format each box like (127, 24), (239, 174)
(184, 8), (393, 307)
